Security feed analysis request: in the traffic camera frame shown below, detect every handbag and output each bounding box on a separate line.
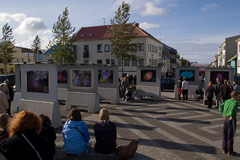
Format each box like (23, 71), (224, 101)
(115, 140), (138, 160)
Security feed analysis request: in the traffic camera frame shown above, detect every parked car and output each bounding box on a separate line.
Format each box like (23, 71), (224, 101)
(0, 74), (15, 86)
(161, 78), (175, 91)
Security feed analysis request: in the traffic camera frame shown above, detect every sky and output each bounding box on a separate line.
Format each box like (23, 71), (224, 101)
(0, 0), (239, 64)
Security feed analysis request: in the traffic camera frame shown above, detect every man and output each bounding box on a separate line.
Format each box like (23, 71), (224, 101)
(215, 78), (222, 108)
(233, 80), (240, 93)
(182, 77), (189, 100)
(219, 91), (238, 156)
(220, 80), (231, 102)
(0, 83), (8, 114)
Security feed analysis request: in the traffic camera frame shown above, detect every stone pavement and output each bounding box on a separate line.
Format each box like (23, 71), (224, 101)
(54, 91), (240, 160)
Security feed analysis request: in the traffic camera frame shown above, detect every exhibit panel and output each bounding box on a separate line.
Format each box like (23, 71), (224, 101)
(136, 67), (161, 101)
(21, 64), (58, 102)
(57, 65), (70, 101)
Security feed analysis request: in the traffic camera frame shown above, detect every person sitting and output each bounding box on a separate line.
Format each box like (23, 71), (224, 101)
(62, 108), (91, 155)
(0, 114), (10, 142)
(94, 108), (117, 154)
(39, 114), (56, 154)
(0, 110), (55, 160)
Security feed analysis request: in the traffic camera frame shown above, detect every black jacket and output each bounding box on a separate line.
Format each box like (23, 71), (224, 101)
(0, 130), (54, 160)
(94, 121), (117, 154)
(205, 85), (215, 98)
(220, 84), (231, 100)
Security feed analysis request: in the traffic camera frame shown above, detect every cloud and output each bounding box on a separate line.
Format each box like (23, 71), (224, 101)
(140, 2), (172, 16)
(201, 3), (219, 12)
(14, 17), (48, 35)
(139, 22), (160, 30)
(0, 13), (26, 23)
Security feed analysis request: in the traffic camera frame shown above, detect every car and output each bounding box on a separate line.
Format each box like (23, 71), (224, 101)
(0, 74), (15, 86)
(161, 78), (175, 91)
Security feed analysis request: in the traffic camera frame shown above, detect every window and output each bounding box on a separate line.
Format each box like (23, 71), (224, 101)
(149, 59), (152, 66)
(138, 43), (144, 51)
(83, 45), (89, 58)
(106, 59), (110, 65)
(17, 58), (23, 62)
(124, 59), (130, 66)
(139, 59), (144, 66)
(97, 59), (102, 64)
(118, 59), (122, 66)
(10, 68), (14, 73)
(111, 59), (116, 65)
(83, 60), (89, 64)
(97, 44), (102, 53)
(148, 44), (151, 52)
(131, 44), (137, 52)
(0, 68), (4, 74)
(104, 44), (110, 52)
(159, 46), (162, 52)
(132, 59), (137, 66)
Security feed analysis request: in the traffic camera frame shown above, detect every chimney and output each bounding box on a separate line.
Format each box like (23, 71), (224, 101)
(135, 23), (139, 27)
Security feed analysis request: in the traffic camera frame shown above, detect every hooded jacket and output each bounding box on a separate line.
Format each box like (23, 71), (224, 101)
(62, 120), (90, 154)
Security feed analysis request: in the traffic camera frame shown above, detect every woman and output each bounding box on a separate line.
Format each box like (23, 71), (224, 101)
(94, 108), (117, 154)
(39, 114), (56, 154)
(62, 108), (91, 155)
(205, 81), (215, 109)
(177, 76), (183, 100)
(0, 114), (9, 142)
(0, 110), (54, 160)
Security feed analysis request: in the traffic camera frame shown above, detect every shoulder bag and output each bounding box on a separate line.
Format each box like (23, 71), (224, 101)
(115, 140), (138, 160)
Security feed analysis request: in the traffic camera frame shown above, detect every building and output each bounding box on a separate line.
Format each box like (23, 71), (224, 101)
(236, 38), (240, 75)
(218, 35), (240, 67)
(0, 46), (34, 74)
(73, 24), (164, 76)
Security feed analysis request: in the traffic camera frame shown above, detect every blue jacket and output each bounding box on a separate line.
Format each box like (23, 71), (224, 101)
(62, 120), (90, 154)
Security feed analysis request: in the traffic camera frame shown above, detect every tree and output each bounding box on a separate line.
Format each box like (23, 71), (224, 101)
(108, 2), (137, 77)
(48, 7), (76, 64)
(31, 35), (41, 61)
(0, 23), (15, 74)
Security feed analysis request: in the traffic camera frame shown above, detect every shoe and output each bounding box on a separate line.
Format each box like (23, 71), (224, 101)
(228, 151), (237, 156)
(222, 150), (227, 154)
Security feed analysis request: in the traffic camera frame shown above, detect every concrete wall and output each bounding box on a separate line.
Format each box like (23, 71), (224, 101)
(97, 65), (119, 88)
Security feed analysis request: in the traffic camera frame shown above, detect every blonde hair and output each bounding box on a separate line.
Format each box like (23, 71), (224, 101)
(99, 108), (109, 121)
(209, 81), (212, 85)
(8, 110), (41, 137)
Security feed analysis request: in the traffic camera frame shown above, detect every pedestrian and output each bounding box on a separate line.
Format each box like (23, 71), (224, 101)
(94, 108), (117, 154)
(0, 84), (8, 114)
(177, 76), (183, 100)
(219, 91), (238, 156)
(0, 113), (9, 142)
(205, 81), (215, 109)
(0, 110), (55, 160)
(182, 77), (189, 100)
(3, 80), (13, 117)
(62, 108), (91, 155)
(215, 78), (222, 108)
(220, 80), (231, 102)
(227, 80), (233, 93)
(39, 114), (56, 154)
(232, 80), (240, 93)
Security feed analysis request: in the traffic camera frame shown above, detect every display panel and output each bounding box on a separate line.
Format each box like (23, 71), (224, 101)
(58, 70), (68, 84)
(210, 71), (229, 84)
(98, 70), (113, 83)
(141, 70), (156, 82)
(27, 71), (49, 93)
(72, 69), (92, 87)
(180, 70), (195, 81)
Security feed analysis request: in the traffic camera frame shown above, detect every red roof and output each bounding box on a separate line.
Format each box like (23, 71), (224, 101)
(74, 24), (160, 42)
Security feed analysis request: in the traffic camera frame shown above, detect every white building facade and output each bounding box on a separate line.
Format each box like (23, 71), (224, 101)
(236, 38), (240, 74)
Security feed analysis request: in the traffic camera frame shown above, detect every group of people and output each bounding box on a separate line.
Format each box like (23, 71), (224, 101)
(177, 77), (189, 100)
(0, 107), (117, 159)
(205, 78), (240, 109)
(119, 74), (136, 102)
(0, 80), (14, 117)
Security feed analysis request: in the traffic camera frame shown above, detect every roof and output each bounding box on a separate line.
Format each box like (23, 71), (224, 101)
(74, 24), (161, 43)
(227, 54), (237, 62)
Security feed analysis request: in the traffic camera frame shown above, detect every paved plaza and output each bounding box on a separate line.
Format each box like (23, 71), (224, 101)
(54, 91), (240, 160)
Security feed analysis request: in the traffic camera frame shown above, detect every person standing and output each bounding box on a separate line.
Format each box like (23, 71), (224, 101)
(94, 108), (117, 154)
(205, 81), (215, 109)
(215, 78), (222, 108)
(3, 80), (13, 117)
(177, 76), (183, 100)
(182, 78), (189, 100)
(233, 80), (240, 93)
(0, 84), (8, 114)
(220, 80), (231, 102)
(219, 91), (238, 156)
